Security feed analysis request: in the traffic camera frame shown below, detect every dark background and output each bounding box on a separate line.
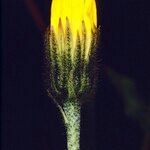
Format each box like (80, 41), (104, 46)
(1, 0), (150, 150)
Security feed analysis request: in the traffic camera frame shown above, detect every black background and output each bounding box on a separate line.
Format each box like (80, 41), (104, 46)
(1, 0), (150, 150)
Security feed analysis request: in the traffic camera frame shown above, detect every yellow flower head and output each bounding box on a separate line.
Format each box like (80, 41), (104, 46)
(45, 4), (99, 149)
(50, 0), (97, 60)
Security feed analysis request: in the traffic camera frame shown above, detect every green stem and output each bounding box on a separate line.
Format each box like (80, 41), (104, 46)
(63, 100), (81, 150)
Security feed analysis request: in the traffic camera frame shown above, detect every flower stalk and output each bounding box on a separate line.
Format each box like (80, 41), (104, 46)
(64, 100), (81, 150)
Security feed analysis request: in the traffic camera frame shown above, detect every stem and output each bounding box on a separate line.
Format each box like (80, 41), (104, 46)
(63, 100), (81, 150)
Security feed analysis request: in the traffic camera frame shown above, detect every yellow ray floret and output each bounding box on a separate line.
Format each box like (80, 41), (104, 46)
(50, 0), (97, 60)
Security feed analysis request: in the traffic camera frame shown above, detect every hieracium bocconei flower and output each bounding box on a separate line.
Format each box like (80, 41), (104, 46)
(44, 0), (99, 149)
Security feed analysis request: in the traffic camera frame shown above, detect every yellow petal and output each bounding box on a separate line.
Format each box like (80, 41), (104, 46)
(50, 0), (97, 59)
